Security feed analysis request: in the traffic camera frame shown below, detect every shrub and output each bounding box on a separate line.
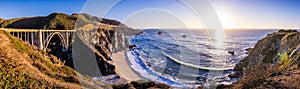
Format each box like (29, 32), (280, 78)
(232, 64), (276, 89)
(278, 29), (297, 33)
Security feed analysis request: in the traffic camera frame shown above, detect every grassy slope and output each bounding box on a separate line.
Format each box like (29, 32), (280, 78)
(0, 30), (111, 89)
(230, 30), (300, 89)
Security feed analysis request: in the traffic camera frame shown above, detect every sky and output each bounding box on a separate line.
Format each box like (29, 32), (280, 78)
(0, 0), (299, 29)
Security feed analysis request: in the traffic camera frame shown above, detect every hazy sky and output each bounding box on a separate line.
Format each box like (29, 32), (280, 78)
(0, 0), (299, 29)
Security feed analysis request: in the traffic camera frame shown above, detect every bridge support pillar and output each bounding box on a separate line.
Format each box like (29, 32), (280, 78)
(39, 29), (44, 50)
(65, 31), (69, 51)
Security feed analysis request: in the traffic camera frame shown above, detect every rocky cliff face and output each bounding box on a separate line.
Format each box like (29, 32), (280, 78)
(112, 27), (140, 52)
(73, 24), (140, 77)
(235, 30), (300, 71)
(231, 30), (300, 89)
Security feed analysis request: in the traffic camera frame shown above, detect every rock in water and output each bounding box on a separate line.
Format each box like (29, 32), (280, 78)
(129, 44), (137, 49)
(157, 31), (163, 35)
(228, 51), (235, 56)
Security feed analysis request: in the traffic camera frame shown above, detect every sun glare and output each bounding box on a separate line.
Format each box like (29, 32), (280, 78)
(216, 11), (234, 28)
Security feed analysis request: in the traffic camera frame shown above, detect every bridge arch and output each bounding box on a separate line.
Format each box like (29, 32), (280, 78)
(43, 32), (67, 51)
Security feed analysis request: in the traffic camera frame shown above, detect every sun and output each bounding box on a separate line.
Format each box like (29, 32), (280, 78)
(216, 11), (234, 28)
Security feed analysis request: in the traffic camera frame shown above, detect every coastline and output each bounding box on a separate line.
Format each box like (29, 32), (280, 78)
(112, 50), (144, 82)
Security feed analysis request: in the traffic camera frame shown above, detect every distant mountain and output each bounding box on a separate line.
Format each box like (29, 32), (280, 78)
(0, 12), (126, 30)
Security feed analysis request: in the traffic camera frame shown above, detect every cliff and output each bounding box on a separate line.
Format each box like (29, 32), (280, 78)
(231, 30), (300, 89)
(235, 29), (299, 71)
(72, 19), (140, 77)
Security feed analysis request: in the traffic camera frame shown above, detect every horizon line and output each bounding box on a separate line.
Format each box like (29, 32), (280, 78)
(134, 27), (300, 30)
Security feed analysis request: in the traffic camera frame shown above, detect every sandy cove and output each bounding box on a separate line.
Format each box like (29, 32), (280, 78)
(112, 51), (143, 82)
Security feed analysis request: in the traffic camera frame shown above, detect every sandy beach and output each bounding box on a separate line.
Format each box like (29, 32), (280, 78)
(112, 51), (143, 82)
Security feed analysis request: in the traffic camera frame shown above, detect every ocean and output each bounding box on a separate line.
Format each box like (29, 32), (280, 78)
(126, 29), (277, 87)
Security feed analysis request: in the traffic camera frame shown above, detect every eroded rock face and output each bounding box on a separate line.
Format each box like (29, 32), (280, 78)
(94, 26), (140, 76)
(234, 31), (300, 71)
(112, 27), (140, 52)
(74, 24), (140, 76)
(94, 28), (115, 76)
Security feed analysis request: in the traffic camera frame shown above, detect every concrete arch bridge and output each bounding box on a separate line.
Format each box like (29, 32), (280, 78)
(0, 28), (75, 52)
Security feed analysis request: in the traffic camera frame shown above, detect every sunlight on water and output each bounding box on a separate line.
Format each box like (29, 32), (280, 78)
(208, 28), (227, 63)
(213, 29), (226, 53)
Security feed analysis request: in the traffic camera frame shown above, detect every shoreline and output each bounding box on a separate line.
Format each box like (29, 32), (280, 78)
(112, 50), (144, 82)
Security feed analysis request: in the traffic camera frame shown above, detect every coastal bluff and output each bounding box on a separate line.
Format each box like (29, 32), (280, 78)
(235, 29), (299, 71)
(232, 29), (300, 89)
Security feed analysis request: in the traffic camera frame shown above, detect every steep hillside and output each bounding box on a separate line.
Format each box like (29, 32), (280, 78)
(231, 30), (300, 89)
(235, 29), (299, 70)
(0, 30), (111, 89)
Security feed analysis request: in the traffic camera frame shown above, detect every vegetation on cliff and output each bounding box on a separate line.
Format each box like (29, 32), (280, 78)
(232, 29), (300, 89)
(0, 12), (126, 30)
